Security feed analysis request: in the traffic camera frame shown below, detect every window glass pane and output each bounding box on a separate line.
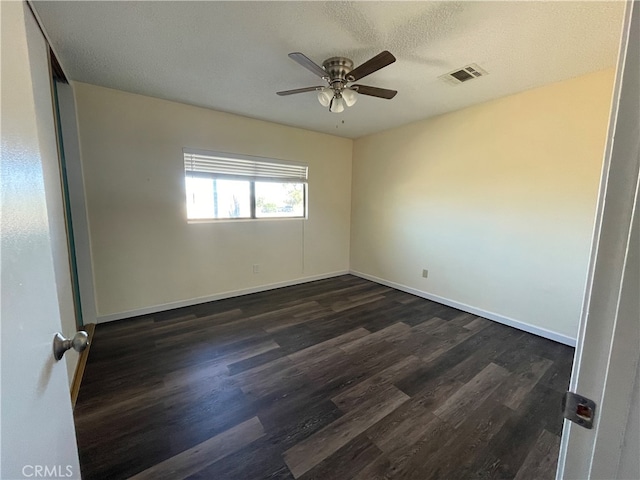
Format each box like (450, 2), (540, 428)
(186, 176), (215, 219)
(214, 179), (251, 219)
(186, 177), (251, 219)
(255, 182), (305, 218)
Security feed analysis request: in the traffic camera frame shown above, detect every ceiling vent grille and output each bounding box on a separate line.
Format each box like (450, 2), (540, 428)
(439, 63), (488, 85)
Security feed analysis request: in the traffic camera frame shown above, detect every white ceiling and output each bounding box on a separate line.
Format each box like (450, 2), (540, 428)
(33, 1), (625, 138)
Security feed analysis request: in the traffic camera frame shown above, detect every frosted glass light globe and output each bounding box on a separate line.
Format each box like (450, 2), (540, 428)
(341, 88), (358, 107)
(317, 87), (333, 107)
(329, 95), (345, 113)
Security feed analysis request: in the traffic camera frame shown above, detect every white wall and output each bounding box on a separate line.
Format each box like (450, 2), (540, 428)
(350, 69), (615, 343)
(73, 83), (352, 320)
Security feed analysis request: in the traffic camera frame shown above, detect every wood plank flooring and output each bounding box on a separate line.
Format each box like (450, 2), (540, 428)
(74, 275), (574, 480)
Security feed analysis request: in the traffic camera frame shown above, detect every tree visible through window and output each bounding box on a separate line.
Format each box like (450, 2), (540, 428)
(255, 182), (305, 218)
(183, 149), (307, 221)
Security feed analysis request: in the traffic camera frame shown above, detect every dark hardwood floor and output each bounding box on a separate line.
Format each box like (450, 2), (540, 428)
(74, 275), (574, 480)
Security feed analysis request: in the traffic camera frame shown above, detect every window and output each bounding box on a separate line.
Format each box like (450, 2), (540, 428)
(184, 149), (307, 221)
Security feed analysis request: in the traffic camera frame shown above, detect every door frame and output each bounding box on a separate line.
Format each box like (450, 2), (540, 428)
(556, 1), (639, 478)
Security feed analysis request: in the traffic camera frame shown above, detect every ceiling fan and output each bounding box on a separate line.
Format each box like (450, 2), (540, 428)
(277, 51), (397, 113)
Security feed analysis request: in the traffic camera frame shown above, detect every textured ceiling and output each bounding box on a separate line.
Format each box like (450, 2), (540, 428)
(33, 1), (625, 138)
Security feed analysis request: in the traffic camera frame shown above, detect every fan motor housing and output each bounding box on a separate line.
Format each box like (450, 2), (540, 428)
(322, 57), (353, 84)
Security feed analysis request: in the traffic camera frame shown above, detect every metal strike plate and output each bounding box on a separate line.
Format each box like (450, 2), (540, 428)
(562, 391), (596, 429)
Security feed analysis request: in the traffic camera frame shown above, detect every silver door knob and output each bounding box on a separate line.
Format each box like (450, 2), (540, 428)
(53, 331), (89, 360)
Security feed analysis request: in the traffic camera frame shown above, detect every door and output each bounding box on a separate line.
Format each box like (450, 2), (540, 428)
(556, 1), (639, 478)
(1, 2), (81, 478)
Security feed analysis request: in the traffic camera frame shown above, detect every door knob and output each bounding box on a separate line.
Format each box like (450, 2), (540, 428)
(53, 331), (89, 360)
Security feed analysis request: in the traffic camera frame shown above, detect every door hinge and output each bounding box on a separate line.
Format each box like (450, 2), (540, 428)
(562, 391), (596, 429)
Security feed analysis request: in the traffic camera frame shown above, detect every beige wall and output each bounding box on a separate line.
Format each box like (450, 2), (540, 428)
(351, 69), (615, 342)
(74, 83), (352, 320)
(75, 70), (613, 337)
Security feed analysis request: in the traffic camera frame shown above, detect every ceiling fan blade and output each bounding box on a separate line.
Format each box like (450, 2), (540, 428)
(347, 51), (396, 82)
(276, 86), (322, 96)
(352, 84), (397, 99)
(288, 52), (328, 78)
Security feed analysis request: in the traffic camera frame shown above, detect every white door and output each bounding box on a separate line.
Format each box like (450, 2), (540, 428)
(1, 2), (81, 479)
(557, 1), (639, 479)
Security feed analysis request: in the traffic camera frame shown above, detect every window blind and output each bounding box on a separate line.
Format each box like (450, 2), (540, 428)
(183, 149), (307, 182)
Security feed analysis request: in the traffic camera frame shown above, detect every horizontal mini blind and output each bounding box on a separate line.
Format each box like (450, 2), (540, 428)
(183, 149), (307, 182)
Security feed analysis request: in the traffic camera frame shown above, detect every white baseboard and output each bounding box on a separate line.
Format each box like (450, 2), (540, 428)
(96, 270), (349, 323)
(96, 269), (577, 347)
(350, 270), (577, 347)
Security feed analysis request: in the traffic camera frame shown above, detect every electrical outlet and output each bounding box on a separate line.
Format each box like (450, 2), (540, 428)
(422, 269), (429, 278)
(253, 264), (260, 274)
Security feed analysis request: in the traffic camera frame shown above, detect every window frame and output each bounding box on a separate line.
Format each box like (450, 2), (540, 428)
(183, 149), (308, 222)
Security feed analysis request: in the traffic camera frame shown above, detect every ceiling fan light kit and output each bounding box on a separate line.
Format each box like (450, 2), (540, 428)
(277, 51), (397, 113)
(318, 86), (356, 112)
